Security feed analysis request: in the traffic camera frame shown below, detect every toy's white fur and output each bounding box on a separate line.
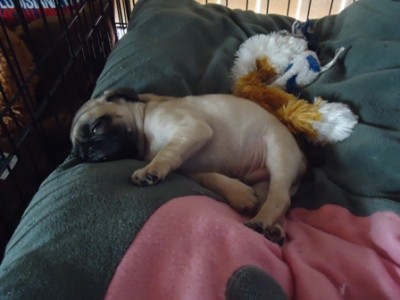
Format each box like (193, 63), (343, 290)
(312, 99), (358, 144)
(231, 33), (308, 82)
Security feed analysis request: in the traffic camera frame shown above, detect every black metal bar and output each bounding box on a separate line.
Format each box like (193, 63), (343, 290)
(307, 0), (313, 19)
(329, 0), (335, 15)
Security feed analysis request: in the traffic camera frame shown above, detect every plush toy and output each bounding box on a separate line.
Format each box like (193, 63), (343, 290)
(231, 30), (357, 144)
(0, 27), (38, 135)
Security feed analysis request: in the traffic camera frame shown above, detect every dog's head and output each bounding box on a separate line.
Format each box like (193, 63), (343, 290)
(70, 88), (143, 162)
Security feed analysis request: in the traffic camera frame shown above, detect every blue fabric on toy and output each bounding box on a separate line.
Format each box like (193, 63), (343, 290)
(285, 76), (298, 94)
(272, 51), (321, 94)
(282, 54), (323, 94)
(306, 55), (321, 72)
(292, 19), (317, 50)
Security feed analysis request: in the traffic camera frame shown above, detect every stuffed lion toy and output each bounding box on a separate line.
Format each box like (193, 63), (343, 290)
(231, 31), (357, 144)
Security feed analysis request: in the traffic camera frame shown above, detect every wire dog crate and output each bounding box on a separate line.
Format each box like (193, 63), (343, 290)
(114, 0), (356, 37)
(0, 0), (118, 255)
(0, 0), (354, 257)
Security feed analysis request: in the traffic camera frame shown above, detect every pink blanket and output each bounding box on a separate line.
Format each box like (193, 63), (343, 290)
(105, 196), (400, 300)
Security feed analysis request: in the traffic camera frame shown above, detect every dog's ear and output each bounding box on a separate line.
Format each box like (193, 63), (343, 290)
(103, 88), (140, 102)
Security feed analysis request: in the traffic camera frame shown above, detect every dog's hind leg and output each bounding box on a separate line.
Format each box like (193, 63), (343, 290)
(245, 126), (306, 245)
(188, 172), (259, 214)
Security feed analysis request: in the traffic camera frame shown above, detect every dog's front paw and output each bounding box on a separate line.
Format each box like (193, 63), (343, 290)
(245, 221), (285, 246)
(131, 168), (162, 186)
(132, 161), (172, 186)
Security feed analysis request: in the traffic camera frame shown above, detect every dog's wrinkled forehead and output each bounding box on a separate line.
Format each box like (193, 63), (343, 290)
(71, 88), (140, 140)
(103, 88), (140, 103)
(71, 97), (111, 140)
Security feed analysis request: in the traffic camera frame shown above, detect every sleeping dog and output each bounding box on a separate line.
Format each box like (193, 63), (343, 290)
(70, 88), (306, 245)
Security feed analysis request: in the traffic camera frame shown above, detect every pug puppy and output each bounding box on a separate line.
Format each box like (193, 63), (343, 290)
(71, 88), (306, 245)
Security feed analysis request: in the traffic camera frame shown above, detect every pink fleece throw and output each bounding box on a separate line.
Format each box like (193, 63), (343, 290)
(105, 196), (400, 300)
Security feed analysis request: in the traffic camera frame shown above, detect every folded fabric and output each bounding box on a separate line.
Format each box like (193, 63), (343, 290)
(105, 196), (400, 300)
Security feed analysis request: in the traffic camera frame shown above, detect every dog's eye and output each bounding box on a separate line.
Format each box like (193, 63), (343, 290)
(90, 121), (101, 135)
(91, 124), (100, 135)
(91, 124), (103, 136)
(90, 116), (112, 135)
